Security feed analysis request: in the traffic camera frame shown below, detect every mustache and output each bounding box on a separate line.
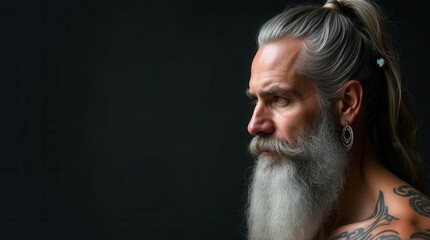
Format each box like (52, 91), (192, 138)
(249, 136), (306, 158)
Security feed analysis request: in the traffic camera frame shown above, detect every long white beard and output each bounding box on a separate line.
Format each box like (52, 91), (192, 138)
(247, 113), (348, 240)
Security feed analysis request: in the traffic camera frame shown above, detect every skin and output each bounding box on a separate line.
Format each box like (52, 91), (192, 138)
(247, 38), (430, 239)
(247, 39), (320, 143)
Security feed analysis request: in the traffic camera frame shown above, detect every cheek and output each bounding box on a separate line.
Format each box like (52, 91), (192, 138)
(273, 112), (306, 141)
(273, 106), (319, 140)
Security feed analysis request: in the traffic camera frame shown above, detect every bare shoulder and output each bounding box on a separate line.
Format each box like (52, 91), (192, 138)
(389, 185), (430, 237)
(390, 185), (430, 220)
(327, 185), (430, 239)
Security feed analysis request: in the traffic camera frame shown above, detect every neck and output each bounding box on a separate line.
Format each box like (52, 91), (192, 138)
(322, 130), (383, 235)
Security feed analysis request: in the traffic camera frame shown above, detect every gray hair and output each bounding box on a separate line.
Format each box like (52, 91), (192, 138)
(257, 0), (423, 190)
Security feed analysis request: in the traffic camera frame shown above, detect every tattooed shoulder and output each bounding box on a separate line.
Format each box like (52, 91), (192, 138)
(329, 190), (430, 240)
(393, 185), (430, 218)
(330, 191), (400, 239)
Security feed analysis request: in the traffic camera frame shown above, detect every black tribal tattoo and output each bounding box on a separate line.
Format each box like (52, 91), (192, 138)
(327, 188), (430, 239)
(331, 191), (400, 240)
(393, 185), (430, 218)
(410, 229), (430, 239)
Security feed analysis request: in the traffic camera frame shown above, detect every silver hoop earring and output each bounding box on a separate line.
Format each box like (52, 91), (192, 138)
(342, 121), (353, 151)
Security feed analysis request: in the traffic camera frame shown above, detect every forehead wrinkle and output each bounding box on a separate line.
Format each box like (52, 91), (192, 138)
(251, 39), (303, 75)
(249, 68), (306, 94)
(250, 39), (304, 85)
(249, 72), (315, 104)
(248, 39), (314, 101)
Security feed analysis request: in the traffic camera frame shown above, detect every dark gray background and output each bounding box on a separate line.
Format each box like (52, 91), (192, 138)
(1, 0), (429, 239)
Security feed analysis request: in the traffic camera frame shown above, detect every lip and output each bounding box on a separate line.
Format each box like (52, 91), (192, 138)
(260, 150), (272, 156)
(259, 151), (283, 161)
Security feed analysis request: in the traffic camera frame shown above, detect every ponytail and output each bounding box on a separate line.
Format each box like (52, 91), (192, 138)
(257, 0), (424, 191)
(325, 0), (424, 192)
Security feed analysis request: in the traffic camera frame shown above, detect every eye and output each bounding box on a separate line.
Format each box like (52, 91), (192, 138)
(249, 97), (258, 106)
(273, 96), (289, 106)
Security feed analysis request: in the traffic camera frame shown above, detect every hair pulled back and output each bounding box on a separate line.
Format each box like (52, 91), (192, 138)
(257, 0), (423, 191)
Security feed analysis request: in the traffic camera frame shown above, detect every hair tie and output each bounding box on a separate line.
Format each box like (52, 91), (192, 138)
(323, 0), (342, 10)
(376, 57), (386, 68)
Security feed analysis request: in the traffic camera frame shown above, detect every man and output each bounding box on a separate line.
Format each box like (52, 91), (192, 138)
(245, 0), (430, 239)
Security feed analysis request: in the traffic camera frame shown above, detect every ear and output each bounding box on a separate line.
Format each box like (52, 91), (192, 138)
(335, 80), (363, 126)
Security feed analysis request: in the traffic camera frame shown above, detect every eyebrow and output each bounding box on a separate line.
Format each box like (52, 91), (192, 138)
(246, 89), (256, 99)
(246, 86), (301, 99)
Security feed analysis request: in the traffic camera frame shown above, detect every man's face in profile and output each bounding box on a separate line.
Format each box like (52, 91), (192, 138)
(246, 39), (348, 240)
(247, 39), (320, 146)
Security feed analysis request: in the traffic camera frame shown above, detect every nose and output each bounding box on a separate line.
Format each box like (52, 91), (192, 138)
(247, 104), (275, 136)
